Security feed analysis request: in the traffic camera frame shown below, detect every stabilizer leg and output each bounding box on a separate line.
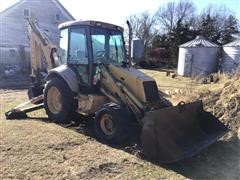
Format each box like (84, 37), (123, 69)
(5, 95), (44, 120)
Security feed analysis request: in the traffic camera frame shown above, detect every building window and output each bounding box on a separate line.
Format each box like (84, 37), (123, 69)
(10, 49), (16, 56)
(55, 13), (61, 22)
(23, 9), (30, 18)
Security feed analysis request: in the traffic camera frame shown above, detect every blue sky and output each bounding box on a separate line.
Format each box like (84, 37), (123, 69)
(59, 0), (240, 26)
(0, 0), (239, 26)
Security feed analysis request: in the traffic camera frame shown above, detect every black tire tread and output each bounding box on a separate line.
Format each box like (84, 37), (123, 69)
(94, 104), (131, 144)
(44, 77), (76, 123)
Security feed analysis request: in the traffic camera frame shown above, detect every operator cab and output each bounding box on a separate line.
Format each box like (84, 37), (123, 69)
(58, 20), (126, 90)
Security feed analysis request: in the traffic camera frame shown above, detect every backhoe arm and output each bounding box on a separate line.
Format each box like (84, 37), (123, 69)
(27, 18), (59, 84)
(99, 64), (144, 123)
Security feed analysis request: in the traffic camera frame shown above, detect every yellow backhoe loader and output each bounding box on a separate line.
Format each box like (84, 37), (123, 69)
(5, 19), (228, 163)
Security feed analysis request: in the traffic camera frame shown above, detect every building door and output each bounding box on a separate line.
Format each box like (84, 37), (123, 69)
(184, 54), (193, 76)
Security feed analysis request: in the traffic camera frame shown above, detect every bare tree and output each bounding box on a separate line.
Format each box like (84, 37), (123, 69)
(126, 11), (157, 57)
(155, 0), (196, 33)
(155, 2), (175, 33)
(197, 4), (227, 29)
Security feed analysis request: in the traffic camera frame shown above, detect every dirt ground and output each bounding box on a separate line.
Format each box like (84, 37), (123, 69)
(1, 72), (240, 179)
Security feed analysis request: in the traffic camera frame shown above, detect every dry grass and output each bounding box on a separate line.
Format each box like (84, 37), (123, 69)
(1, 71), (240, 179)
(170, 73), (240, 131)
(140, 69), (196, 90)
(140, 69), (222, 94)
(0, 90), (185, 179)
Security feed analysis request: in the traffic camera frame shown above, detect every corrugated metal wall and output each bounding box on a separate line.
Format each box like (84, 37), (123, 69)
(131, 39), (144, 62)
(178, 47), (220, 77)
(177, 36), (221, 77)
(222, 46), (240, 73)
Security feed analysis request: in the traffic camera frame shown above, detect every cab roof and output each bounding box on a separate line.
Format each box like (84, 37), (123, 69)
(58, 20), (124, 31)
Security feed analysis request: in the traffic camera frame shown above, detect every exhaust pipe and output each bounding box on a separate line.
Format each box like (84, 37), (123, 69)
(126, 20), (132, 67)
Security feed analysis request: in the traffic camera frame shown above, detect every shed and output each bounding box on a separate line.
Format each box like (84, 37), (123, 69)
(177, 35), (221, 77)
(222, 39), (240, 73)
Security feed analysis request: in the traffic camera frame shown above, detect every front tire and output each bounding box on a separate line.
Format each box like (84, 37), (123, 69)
(44, 77), (76, 123)
(94, 104), (131, 144)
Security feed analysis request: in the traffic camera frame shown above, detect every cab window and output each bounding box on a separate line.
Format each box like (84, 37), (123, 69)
(59, 28), (68, 64)
(69, 28), (89, 85)
(91, 28), (125, 65)
(69, 28), (88, 64)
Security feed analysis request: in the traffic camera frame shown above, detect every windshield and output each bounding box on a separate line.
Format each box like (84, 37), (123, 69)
(91, 28), (126, 65)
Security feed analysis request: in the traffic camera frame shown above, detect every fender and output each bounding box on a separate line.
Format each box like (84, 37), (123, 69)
(46, 65), (79, 93)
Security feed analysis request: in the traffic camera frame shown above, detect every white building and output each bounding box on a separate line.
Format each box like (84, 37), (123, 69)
(222, 39), (240, 73)
(0, 0), (74, 72)
(177, 35), (221, 77)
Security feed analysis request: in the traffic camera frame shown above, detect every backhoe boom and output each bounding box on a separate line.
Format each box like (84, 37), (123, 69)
(27, 18), (59, 84)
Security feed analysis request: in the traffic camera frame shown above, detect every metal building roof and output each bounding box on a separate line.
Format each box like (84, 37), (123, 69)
(223, 39), (240, 47)
(179, 35), (220, 48)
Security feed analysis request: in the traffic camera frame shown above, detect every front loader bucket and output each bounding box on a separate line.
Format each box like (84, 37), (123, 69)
(141, 101), (228, 163)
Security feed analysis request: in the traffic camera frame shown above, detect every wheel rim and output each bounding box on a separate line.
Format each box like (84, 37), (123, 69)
(47, 86), (62, 114)
(100, 114), (116, 136)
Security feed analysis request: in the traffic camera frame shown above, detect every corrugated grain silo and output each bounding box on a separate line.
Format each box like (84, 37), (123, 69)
(177, 35), (221, 77)
(222, 39), (240, 73)
(131, 38), (144, 62)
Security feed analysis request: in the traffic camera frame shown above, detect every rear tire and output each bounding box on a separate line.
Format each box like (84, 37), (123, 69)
(44, 77), (76, 123)
(94, 104), (131, 144)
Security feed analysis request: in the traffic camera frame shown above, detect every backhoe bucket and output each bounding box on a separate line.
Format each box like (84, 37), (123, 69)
(141, 101), (228, 163)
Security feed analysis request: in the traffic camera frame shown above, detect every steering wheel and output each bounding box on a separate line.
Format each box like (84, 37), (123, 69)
(94, 50), (106, 63)
(95, 50), (105, 58)
(95, 50), (117, 64)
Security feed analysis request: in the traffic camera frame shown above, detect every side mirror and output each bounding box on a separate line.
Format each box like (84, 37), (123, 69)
(131, 39), (144, 62)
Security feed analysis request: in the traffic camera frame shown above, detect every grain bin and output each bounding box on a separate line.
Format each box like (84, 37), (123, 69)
(131, 38), (144, 62)
(177, 35), (221, 77)
(222, 39), (240, 73)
